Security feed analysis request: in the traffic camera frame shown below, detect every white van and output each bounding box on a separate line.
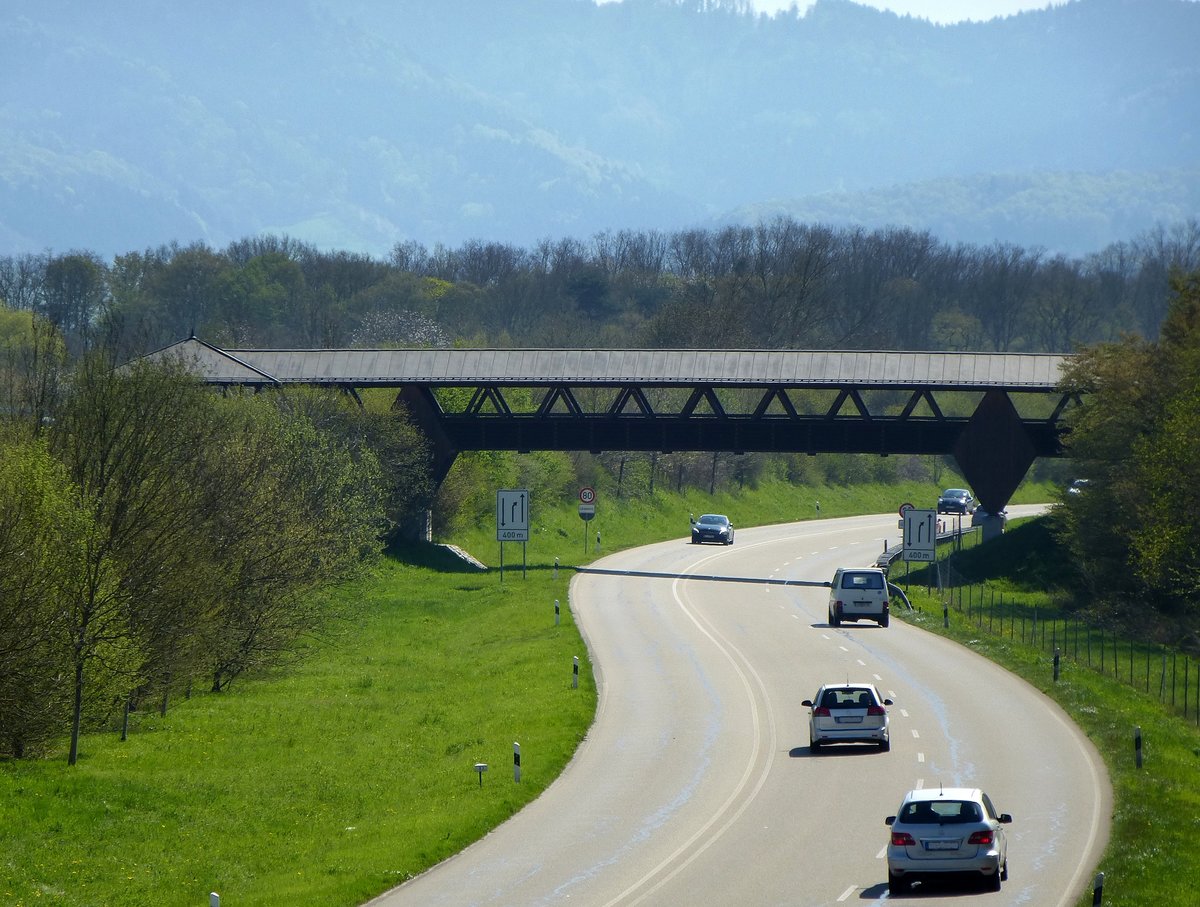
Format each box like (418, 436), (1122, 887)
(828, 567), (890, 628)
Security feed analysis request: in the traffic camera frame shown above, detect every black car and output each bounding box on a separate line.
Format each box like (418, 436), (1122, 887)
(691, 513), (734, 545)
(937, 488), (975, 514)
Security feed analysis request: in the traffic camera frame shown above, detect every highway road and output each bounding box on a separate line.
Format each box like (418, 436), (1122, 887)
(368, 509), (1110, 906)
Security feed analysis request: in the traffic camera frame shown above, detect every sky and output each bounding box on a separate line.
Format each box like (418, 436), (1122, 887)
(596, 1), (1199, 25)
(752, 0), (1072, 22)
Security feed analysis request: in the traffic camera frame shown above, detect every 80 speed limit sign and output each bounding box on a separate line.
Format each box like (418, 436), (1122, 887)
(579, 486), (595, 504)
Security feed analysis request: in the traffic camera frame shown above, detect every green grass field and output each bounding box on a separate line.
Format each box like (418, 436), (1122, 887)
(0, 556), (590, 907)
(3, 477), (1195, 906)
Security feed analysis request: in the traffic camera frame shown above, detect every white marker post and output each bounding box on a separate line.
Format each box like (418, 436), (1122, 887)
(513, 742), (521, 783)
(210, 894), (220, 907)
(555, 599), (560, 626)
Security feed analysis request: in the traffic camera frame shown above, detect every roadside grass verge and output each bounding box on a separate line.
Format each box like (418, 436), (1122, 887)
(898, 519), (1200, 907)
(0, 557), (590, 907)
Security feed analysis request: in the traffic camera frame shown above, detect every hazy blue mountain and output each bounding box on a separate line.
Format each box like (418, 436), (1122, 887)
(2, 0), (1197, 259)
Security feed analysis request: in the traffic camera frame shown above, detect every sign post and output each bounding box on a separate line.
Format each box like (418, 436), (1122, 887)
(578, 487), (596, 554)
(496, 489), (530, 580)
(902, 508), (938, 563)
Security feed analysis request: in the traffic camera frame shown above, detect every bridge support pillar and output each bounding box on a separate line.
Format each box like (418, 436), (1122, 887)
(395, 385), (460, 486)
(953, 390), (1038, 515)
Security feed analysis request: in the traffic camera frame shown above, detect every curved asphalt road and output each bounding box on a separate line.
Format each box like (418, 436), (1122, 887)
(368, 509), (1110, 906)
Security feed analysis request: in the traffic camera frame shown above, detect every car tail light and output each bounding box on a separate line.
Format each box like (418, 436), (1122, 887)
(891, 832), (915, 846)
(968, 830), (994, 845)
(813, 707), (831, 717)
(867, 705), (886, 716)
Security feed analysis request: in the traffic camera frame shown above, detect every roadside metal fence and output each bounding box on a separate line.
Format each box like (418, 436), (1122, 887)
(915, 563), (1200, 727)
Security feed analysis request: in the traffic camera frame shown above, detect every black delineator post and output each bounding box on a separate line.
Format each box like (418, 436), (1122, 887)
(1054, 647), (1061, 682)
(1134, 726), (1143, 768)
(513, 741), (521, 782)
(1092, 871), (1105, 905)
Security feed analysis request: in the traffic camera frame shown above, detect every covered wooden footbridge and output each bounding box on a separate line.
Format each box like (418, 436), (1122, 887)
(151, 338), (1075, 515)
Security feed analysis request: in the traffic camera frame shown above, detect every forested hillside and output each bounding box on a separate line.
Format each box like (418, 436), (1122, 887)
(2, 0), (1197, 257)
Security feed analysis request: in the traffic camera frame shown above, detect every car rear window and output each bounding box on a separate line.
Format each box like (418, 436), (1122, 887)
(841, 571), (884, 590)
(901, 801), (981, 823)
(820, 688), (876, 708)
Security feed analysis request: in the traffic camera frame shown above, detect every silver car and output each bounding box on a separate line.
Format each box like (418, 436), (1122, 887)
(802, 682), (892, 752)
(885, 787), (1012, 894)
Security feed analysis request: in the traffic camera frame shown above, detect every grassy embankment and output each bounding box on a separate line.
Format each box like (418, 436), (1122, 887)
(898, 518), (1200, 907)
(6, 477), (1195, 906)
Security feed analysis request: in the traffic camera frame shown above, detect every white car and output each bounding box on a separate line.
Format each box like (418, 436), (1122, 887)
(801, 682), (892, 752)
(885, 787), (1012, 894)
(827, 566), (890, 627)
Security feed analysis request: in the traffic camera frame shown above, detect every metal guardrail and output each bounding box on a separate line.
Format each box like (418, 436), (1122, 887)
(877, 526), (974, 612)
(875, 526), (971, 570)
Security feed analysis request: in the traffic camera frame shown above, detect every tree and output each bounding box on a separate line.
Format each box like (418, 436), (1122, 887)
(267, 386), (432, 544)
(143, 242), (230, 344)
(0, 433), (92, 757)
(41, 251), (108, 354)
(1126, 271), (1200, 634)
(200, 396), (386, 690)
(1028, 255), (1101, 352)
(48, 354), (228, 763)
(968, 243), (1042, 352)
(1057, 270), (1200, 641)
(1055, 338), (1159, 618)
(0, 309), (69, 429)
(0, 252), (48, 312)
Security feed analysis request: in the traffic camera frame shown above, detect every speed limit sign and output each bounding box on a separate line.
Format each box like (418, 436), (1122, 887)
(579, 486), (596, 504)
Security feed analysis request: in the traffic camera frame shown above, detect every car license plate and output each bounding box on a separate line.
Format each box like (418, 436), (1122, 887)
(836, 716), (862, 723)
(924, 840), (960, 851)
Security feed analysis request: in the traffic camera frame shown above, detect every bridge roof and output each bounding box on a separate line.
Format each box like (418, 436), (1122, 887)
(152, 339), (1069, 390)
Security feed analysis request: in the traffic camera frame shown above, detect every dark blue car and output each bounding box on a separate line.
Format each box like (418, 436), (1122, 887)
(691, 513), (734, 545)
(937, 488), (975, 514)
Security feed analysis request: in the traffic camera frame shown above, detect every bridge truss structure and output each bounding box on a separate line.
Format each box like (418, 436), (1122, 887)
(149, 339), (1077, 513)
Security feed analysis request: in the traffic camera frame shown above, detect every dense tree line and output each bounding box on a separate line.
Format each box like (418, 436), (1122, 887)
(2, 218), (1198, 361)
(0, 318), (433, 761)
(1056, 271), (1200, 648)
